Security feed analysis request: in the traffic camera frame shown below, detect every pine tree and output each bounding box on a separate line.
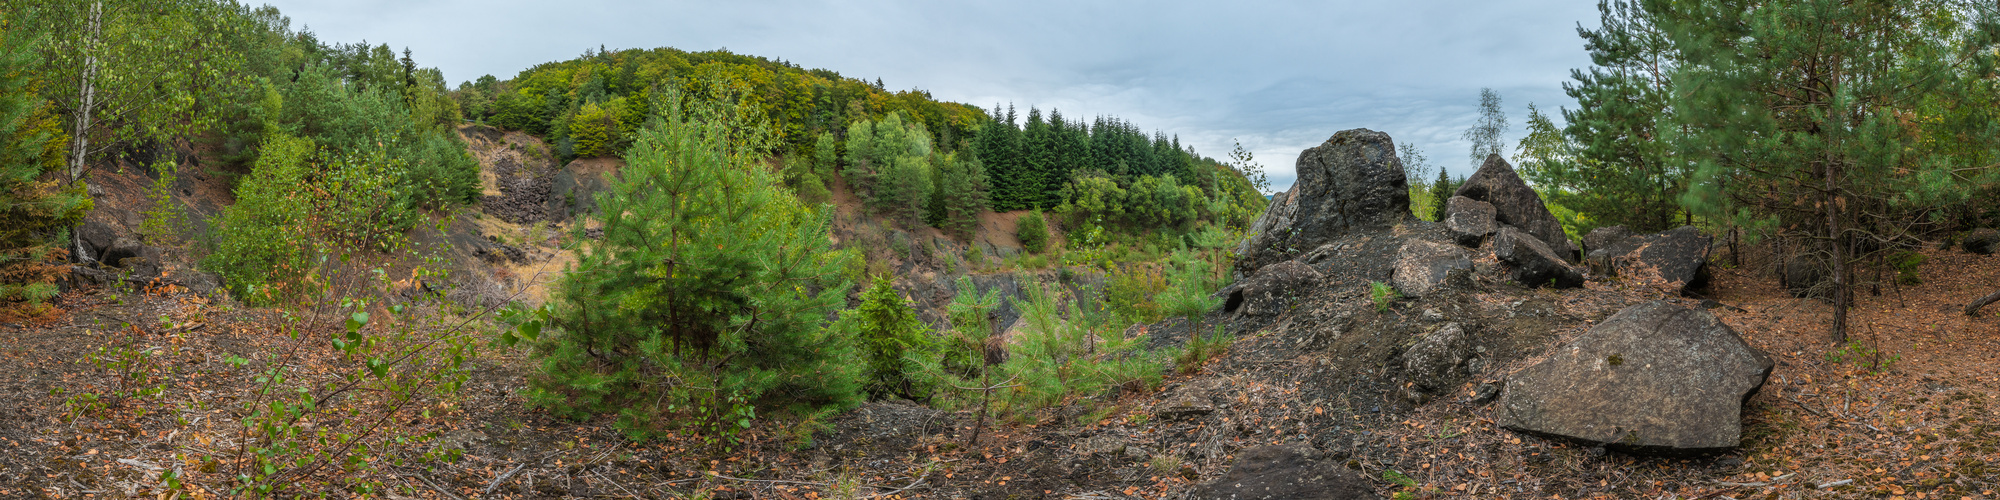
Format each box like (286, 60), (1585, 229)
(840, 274), (933, 400)
(1529, 0), (1686, 232)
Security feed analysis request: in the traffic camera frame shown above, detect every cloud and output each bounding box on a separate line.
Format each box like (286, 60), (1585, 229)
(256, 0), (1602, 191)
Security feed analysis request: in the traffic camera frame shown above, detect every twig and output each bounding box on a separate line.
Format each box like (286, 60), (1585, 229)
(484, 464), (525, 495)
(594, 469), (643, 498)
(412, 474), (467, 500)
(1817, 479), (1853, 488)
(1712, 473), (1793, 487)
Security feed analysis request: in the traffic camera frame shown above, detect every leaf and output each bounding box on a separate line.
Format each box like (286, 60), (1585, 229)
(346, 312), (369, 333)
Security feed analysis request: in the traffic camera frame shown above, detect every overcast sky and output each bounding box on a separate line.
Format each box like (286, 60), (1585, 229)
(255, 0), (1604, 192)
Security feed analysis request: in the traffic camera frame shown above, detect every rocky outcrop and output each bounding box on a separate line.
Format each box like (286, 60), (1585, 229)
(1582, 226), (1634, 257)
(1965, 228), (2000, 255)
(1192, 446), (1380, 500)
(1585, 226), (1711, 293)
(1444, 196), (1496, 248)
(1392, 240), (1471, 298)
(1493, 227), (1583, 289)
(1226, 260), (1322, 316)
(1234, 129), (1409, 278)
(1454, 155), (1576, 260)
(1401, 323), (1476, 403)
(1499, 301), (1774, 454)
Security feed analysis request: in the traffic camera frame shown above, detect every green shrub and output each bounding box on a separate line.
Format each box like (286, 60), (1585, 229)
(1889, 250), (1925, 286)
(1106, 265), (1169, 324)
(837, 274), (933, 400)
(1018, 210), (1049, 254)
(522, 95), (860, 444)
(999, 281), (1161, 414)
(1370, 281), (1399, 312)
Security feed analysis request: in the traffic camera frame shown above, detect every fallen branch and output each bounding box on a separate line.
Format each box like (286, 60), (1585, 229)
(1713, 473), (1793, 487)
(1965, 289), (2000, 316)
(484, 464), (526, 495)
(1817, 479), (1853, 488)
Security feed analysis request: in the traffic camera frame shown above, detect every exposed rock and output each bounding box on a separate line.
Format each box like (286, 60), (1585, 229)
(1783, 253), (1831, 299)
(1585, 226), (1711, 293)
(1499, 301), (1774, 454)
(1401, 323), (1475, 403)
(547, 162), (615, 221)
(77, 219), (122, 263)
(1227, 260), (1322, 316)
(1443, 196), (1497, 248)
(1391, 240), (1471, 298)
(1192, 445), (1381, 500)
(1454, 155), (1576, 260)
(1492, 227), (1584, 289)
(1583, 226), (1634, 257)
(1965, 228), (2000, 255)
(1234, 129), (1409, 278)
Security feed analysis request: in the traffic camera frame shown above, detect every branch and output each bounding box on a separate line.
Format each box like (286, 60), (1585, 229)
(1965, 289), (2000, 316)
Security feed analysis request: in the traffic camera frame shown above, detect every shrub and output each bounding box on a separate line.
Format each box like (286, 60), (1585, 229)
(838, 274), (933, 400)
(1106, 265), (1169, 324)
(204, 135), (421, 304)
(1018, 210), (1049, 254)
(1370, 281), (1399, 312)
(1889, 250), (1924, 286)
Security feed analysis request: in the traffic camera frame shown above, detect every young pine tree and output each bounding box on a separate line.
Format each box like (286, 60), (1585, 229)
(840, 274), (933, 401)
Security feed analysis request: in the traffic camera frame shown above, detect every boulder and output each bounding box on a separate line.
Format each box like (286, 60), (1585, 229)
(1401, 323), (1475, 403)
(1965, 228), (2000, 255)
(1492, 227), (1584, 289)
(1782, 253), (1831, 299)
(1192, 445), (1380, 500)
(77, 219), (122, 263)
(1582, 226), (1634, 256)
(1585, 226), (1712, 293)
(1443, 196), (1496, 248)
(1454, 155), (1576, 260)
(1234, 129), (1409, 277)
(1391, 240), (1471, 298)
(1226, 260), (1322, 316)
(1498, 301), (1774, 454)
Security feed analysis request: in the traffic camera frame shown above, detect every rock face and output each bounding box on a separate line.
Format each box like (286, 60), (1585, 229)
(1582, 226), (1634, 256)
(1392, 240), (1471, 298)
(1966, 228), (2000, 255)
(1499, 301), (1774, 454)
(1192, 446), (1381, 500)
(1443, 196), (1497, 248)
(1492, 227), (1584, 288)
(1234, 129), (1409, 277)
(1585, 226), (1712, 293)
(1454, 155), (1576, 260)
(1401, 323), (1476, 403)
(1226, 260), (1323, 316)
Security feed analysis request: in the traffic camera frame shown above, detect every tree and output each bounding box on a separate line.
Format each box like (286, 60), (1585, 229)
(0, 14), (88, 302)
(1399, 142), (1437, 220)
(1657, 0), (2000, 343)
(1429, 168), (1453, 222)
(1462, 87), (1509, 166)
(841, 274), (932, 400)
(526, 94), (861, 440)
(1017, 210), (1049, 254)
(975, 105), (1029, 211)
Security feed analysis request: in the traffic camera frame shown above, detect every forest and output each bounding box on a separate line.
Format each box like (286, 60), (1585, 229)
(0, 0), (1996, 498)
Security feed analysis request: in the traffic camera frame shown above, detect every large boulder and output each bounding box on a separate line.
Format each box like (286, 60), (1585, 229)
(1454, 154), (1576, 260)
(1225, 260), (1323, 316)
(1192, 445), (1380, 500)
(1234, 129), (1409, 278)
(1492, 227), (1584, 288)
(1392, 240), (1471, 298)
(1499, 301), (1774, 454)
(1443, 196), (1497, 248)
(1582, 225), (1634, 257)
(1965, 228), (2000, 255)
(1401, 322), (1476, 403)
(1586, 226), (1711, 293)
(1782, 253), (1831, 299)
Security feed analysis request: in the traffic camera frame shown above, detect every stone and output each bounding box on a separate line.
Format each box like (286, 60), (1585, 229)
(1391, 240), (1471, 297)
(77, 219), (122, 263)
(1226, 260), (1322, 316)
(1454, 154), (1577, 260)
(1783, 253), (1831, 299)
(1965, 228), (2000, 255)
(1585, 226), (1713, 293)
(1401, 323), (1475, 403)
(1583, 226), (1633, 255)
(1234, 129), (1409, 278)
(1192, 445), (1381, 500)
(1498, 301), (1774, 454)
(1492, 227), (1584, 289)
(1443, 196), (1497, 248)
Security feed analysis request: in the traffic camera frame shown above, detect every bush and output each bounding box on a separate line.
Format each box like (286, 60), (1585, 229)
(838, 274), (933, 400)
(1889, 250), (1924, 286)
(522, 96), (860, 443)
(204, 135), (420, 304)
(1106, 265), (1169, 324)
(1018, 210), (1049, 254)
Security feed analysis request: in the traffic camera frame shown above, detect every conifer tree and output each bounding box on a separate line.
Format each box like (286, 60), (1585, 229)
(841, 275), (933, 400)
(1529, 0), (1686, 232)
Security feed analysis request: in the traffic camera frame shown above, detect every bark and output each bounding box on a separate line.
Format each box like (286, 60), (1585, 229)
(68, 2), (103, 264)
(1966, 289), (2000, 316)
(1825, 158), (1848, 344)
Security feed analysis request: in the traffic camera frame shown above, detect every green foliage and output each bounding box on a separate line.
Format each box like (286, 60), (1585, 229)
(845, 111), (936, 222)
(1825, 341), (1900, 375)
(1462, 88), (1509, 165)
(1105, 265), (1169, 325)
(839, 274), (933, 400)
(1017, 210), (1050, 254)
(525, 93), (860, 443)
(0, 16), (88, 288)
(203, 135), (420, 304)
(1429, 169), (1455, 223)
(1370, 281), (1399, 313)
(1401, 142), (1438, 221)
(1889, 250), (1925, 286)
(998, 281), (1161, 414)
(137, 162), (189, 246)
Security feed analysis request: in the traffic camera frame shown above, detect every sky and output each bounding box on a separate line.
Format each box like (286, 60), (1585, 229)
(255, 0), (1606, 193)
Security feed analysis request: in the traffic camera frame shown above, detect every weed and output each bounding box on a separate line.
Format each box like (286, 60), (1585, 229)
(1370, 281), (1399, 312)
(1825, 340), (1900, 374)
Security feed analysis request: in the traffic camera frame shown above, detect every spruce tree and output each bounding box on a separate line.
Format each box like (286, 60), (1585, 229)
(841, 275), (933, 400)
(1530, 0), (1686, 232)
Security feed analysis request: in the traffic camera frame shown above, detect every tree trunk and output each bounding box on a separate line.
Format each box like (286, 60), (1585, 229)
(1966, 289), (2000, 316)
(69, 1), (103, 264)
(1824, 160), (1848, 344)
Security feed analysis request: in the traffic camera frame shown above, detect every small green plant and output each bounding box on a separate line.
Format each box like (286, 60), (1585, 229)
(65, 326), (169, 421)
(1383, 469), (1420, 500)
(1148, 455), (1183, 475)
(1370, 281), (1399, 312)
(1607, 353), (1624, 366)
(1825, 340), (1900, 374)
(964, 245), (984, 270)
(139, 160), (190, 247)
(1888, 250), (1924, 286)
(1176, 324), (1235, 374)
(1017, 210), (1049, 254)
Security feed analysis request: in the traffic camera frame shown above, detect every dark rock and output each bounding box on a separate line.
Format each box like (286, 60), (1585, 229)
(1454, 155), (1577, 260)
(1783, 254), (1831, 299)
(1443, 196), (1497, 248)
(1401, 323), (1475, 403)
(547, 163), (614, 220)
(483, 155), (552, 224)
(77, 219), (121, 263)
(1585, 226), (1712, 293)
(1498, 301), (1774, 454)
(100, 236), (145, 268)
(1965, 228), (2000, 255)
(1391, 240), (1471, 298)
(1228, 260), (1322, 316)
(1234, 129), (1409, 278)
(1492, 227), (1584, 289)
(1192, 445), (1381, 500)
(1583, 226), (1634, 256)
